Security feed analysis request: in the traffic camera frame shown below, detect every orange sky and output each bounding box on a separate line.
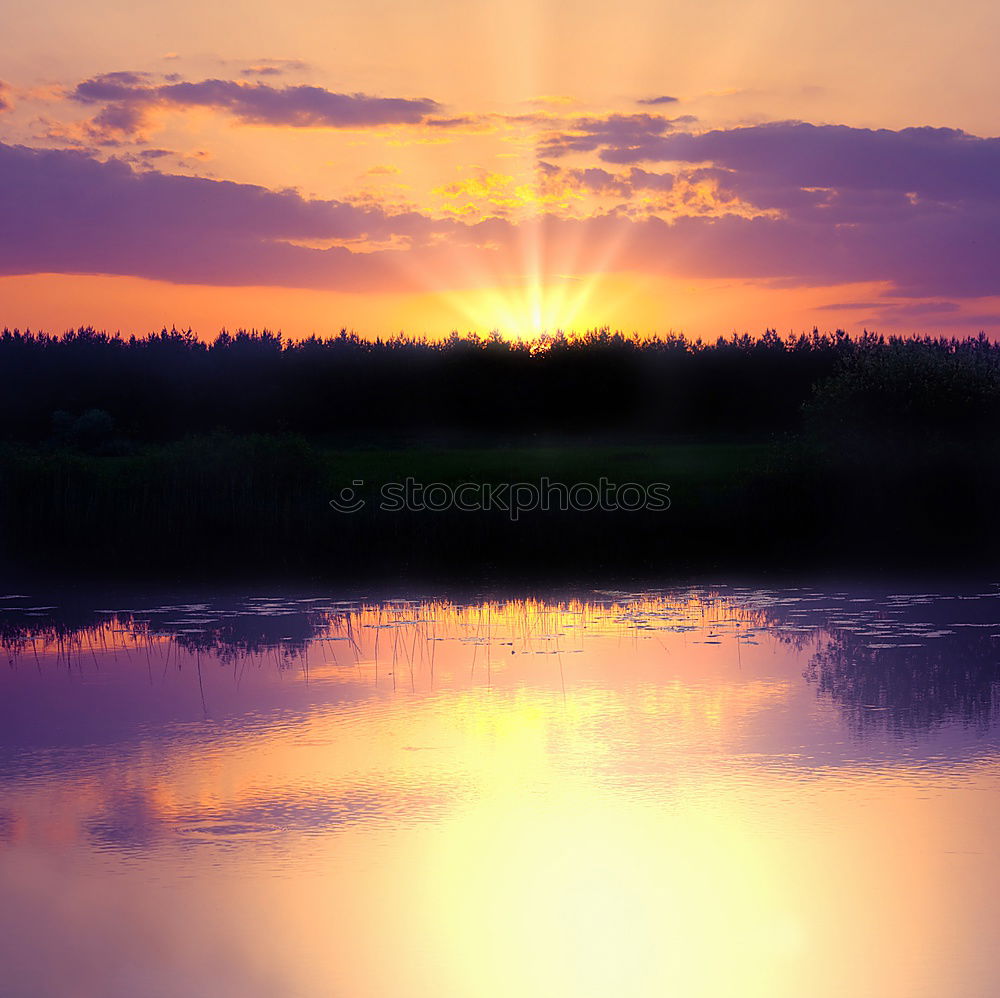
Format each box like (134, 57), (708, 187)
(3, 0), (1000, 338)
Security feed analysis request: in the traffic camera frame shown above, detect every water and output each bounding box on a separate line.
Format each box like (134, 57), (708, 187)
(1, 584), (999, 997)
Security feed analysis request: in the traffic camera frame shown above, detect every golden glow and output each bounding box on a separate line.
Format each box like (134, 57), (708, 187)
(3, 594), (998, 996)
(433, 170), (585, 220)
(435, 276), (603, 337)
(4, 272), (948, 340)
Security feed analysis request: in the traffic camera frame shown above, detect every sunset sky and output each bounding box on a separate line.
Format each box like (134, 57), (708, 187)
(3, 0), (1000, 338)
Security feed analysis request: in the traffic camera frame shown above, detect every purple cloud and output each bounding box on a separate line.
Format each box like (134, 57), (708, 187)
(423, 115), (479, 128)
(537, 121), (1000, 247)
(540, 163), (675, 196)
(5, 118), (1000, 306)
(0, 142), (450, 289)
(462, 200), (1000, 300)
(534, 120), (1000, 298)
(70, 73), (440, 138)
(637, 95), (678, 106)
(157, 81), (438, 126)
(819, 299), (1000, 331)
(240, 59), (309, 78)
(623, 168), (676, 193)
(539, 113), (689, 158)
(586, 121), (1000, 205)
(72, 71), (152, 102)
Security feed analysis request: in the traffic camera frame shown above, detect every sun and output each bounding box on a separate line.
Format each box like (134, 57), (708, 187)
(387, 198), (642, 338)
(465, 276), (599, 338)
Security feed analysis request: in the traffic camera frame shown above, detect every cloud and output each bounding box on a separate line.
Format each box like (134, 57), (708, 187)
(818, 298), (1000, 331)
(0, 141), (451, 290)
(588, 124), (1000, 260)
(157, 80), (438, 126)
(527, 119), (1000, 294)
(584, 120), (1000, 206)
(621, 167), (676, 193)
(0, 82), (12, 113)
(539, 113), (697, 158)
(423, 115), (479, 128)
(539, 113), (685, 158)
(817, 301), (902, 311)
(637, 95), (678, 106)
(461, 196), (1000, 300)
(819, 299), (963, 316)
(538, 164), (675, 198)
(240, 58), (309, 78)
(6, 114), (1000, 304)
(561, 166), (631, 195)
(69, 73), (440, 141)
(72, 70), (152, 102)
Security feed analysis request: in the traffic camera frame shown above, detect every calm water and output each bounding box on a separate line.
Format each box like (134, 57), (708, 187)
(2, 584), (999, 997)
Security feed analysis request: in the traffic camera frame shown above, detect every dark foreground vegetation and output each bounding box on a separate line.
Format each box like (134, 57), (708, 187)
(0, 325), (998, 579)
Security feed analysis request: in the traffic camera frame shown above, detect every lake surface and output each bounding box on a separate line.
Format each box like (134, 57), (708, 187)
(1, 583), (999, 997)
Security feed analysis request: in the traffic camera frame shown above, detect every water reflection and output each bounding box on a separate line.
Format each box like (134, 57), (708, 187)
(1, 585), (999, 997)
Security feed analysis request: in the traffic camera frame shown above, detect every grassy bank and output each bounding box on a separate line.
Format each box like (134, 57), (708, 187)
(1, 434), (995, 579)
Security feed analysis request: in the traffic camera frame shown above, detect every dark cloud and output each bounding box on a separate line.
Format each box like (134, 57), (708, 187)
(70, 73), (440, 139)
(423, 115), (480, 128)
(238, 56), (310, 76)
(541, 163), (675, 197)
(463, 201), (1000, 300)
(818, 301), (903, 311)
(548, 165), (629, 195)
(157, 80), (438, 126)
(119, 148), (176, 169)
(6, 115), (1000, 303)
(871, 301), (962, 317)
(531, 120), (1000, 297)
(570, 166), (631, 194)
(625, 168), (676, 192)
(89, 101), (148, 136)
(594, 125), (1000, 272)
(538, 121), (1000, 235)
(539, 113), (687, 158)
(633, 208), (1000, 298)
(637, 95), (678, 105)
(819, 299), (1000, 331)
(0, 141), (449, 290)
(240, 59), (309, 78)
(73, 70), (153, 101)
(819, 300), (964, 316)
(588, 120), (1000, 207)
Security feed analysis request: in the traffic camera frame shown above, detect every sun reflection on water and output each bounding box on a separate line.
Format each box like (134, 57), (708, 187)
(1, 587), (999, 996)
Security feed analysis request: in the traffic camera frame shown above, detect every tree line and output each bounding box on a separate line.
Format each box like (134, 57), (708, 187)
(0, 325), (997, 447)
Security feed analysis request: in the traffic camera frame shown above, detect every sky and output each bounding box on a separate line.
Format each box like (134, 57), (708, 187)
(2, 0), (1000, 339)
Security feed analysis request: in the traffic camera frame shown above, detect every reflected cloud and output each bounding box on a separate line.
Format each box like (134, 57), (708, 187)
(86, 789), (167, 851)
(3, 584), (1000, 996)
